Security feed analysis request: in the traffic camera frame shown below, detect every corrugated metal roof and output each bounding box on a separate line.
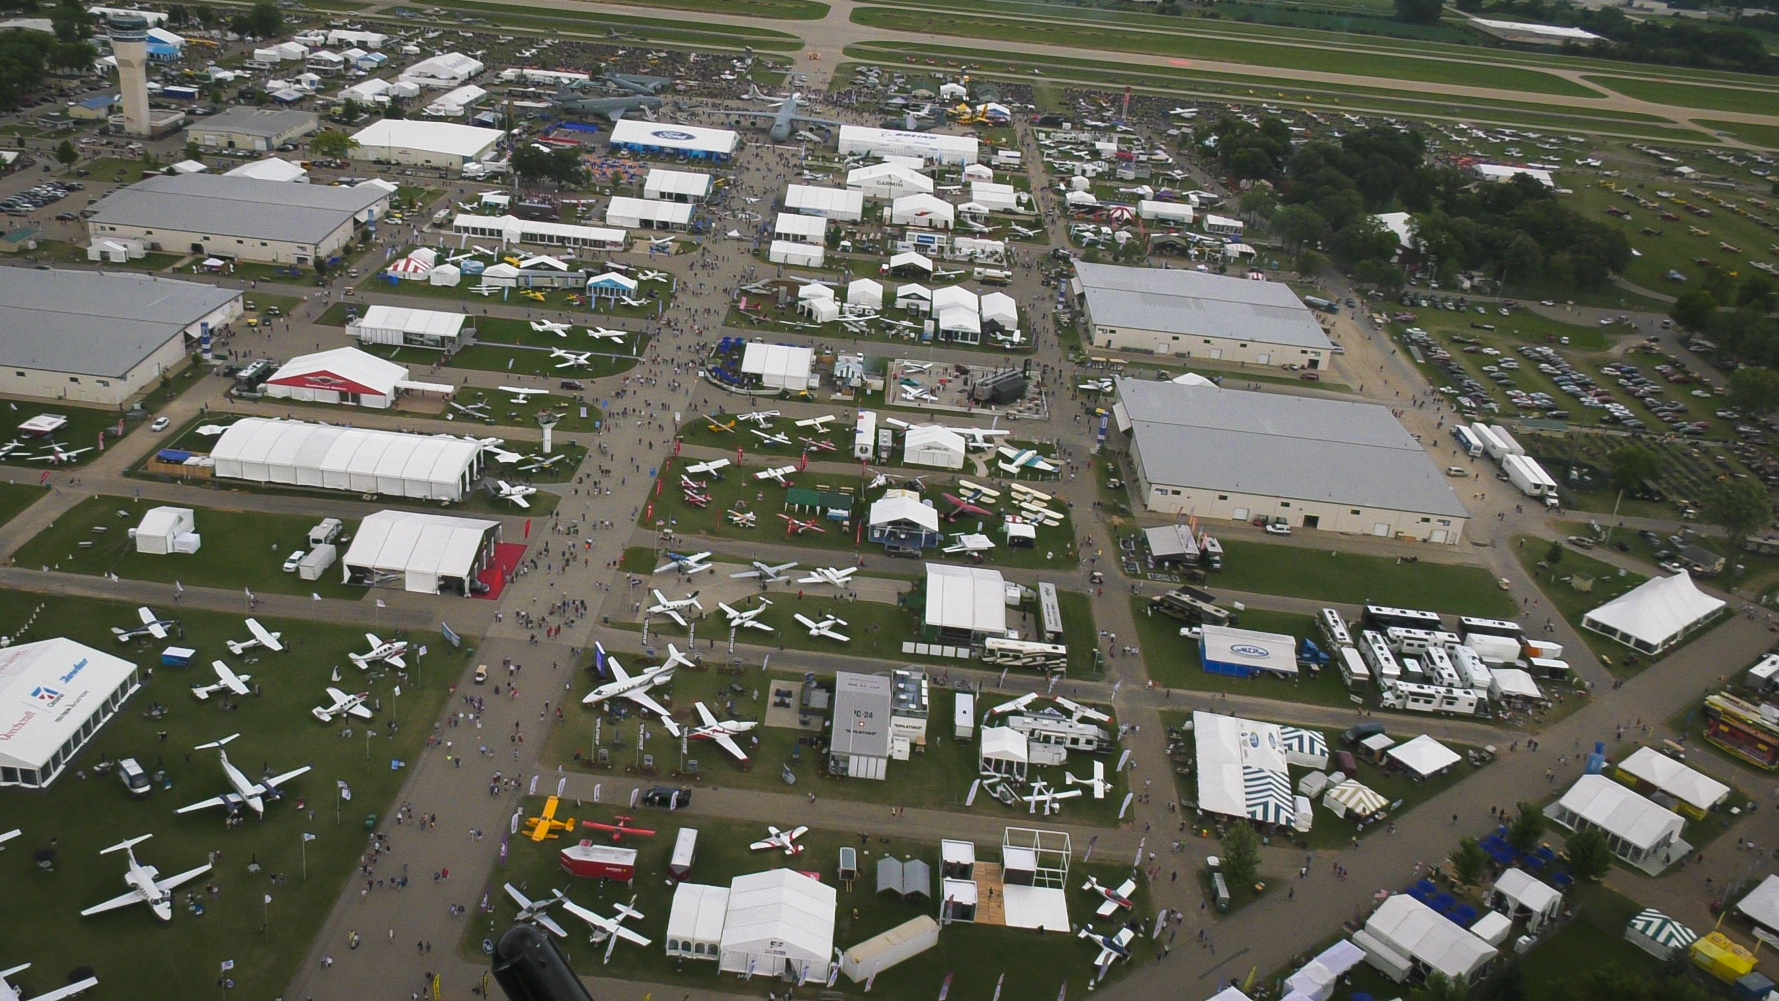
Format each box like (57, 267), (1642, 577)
(87, 174), (386, 245)
(1075, 261), (1331, 350)
(0, 268), (238, 376)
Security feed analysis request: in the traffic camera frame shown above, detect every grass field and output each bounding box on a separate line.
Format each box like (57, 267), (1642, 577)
(0, 481), (48, 528)
(1583, 76), (1779, 116)
(1567, 179), (1779, 296)
(430, 0), (827, 22)
(1511, 535), (1651, 670)
(1699, 119), (1779, 151)
(465, 812), (1154, 1001)
(1213, 540), (1518, 618)
(0, 591), (470, 1001)
(400, 0), (805, 47)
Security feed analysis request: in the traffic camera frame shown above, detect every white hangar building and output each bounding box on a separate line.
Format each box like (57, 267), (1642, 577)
(1114, 378), (1469, 543)
(86, 174), (389, 265)
(0, 268), (239, 406)
(839, 125), (978, 165)
(209, 417), (483, 501)
(350, 119), (504, 173)
(1073, 261), (1331, 368)
(718, 869), (836, 982)
(341, 510), (500, 595)
(0, 638), (142, 789)
(263, 346), (450, 409)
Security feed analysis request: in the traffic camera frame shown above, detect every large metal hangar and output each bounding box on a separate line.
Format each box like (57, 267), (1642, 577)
(208, 417), (483, 501)
(1072, 261), (1331, 368)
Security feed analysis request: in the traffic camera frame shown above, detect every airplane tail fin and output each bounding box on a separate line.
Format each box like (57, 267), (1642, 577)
(100, 833), (153, 855)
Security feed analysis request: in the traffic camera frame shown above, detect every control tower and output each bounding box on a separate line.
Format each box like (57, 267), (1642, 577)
(106, 13), (152, 136)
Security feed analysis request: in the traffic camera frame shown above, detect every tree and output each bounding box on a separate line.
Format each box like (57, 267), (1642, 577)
(1449, 836), (1489, 886)
(1219, 821), (1261, 889)
(1704, 478), (1772, 552)
(309, 129), (358, 160)
(1395, 0), (1444, 23)
(183, 140), (202, 162)
(1544, 539), (1564, 565)
(50, 0), (92, 42)
(1565, 828), (1613, 881)
(1272, 204), (1329, 252)
(1671, 288), (1719, 331)
(1608, 445), (1663, 493)
(1738, 273), (1775, 310)
(1730, 366), (1779, 416)
(1353, 259), (1406, 292)
(53, 139), (76, 166)
(244, 0), (280, 37)
(1418, 971), (1470, 1001)
(1507, 802), (1544, 853)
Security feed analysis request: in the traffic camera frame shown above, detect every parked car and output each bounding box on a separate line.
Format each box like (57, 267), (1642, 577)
(150, 416), (170, 432)
(117, 757), (151, 797)
(1264, 521), (1291, 536)
(281, 549), (305, 572)
(641, 786), (693, 809)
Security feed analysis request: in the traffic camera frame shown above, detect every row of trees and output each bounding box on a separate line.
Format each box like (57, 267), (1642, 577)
(0, 28), (95, 111)
(1399, 0), (1772, 73)
(1207, 118), (1631, 292)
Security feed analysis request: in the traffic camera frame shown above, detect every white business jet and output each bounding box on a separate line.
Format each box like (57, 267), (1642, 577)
(646, 590), (702, 627)
(0, 962), (97, 1001)
(189, 660), (251, 701)
(311, 687), (374, 723)
(690, 702), (758, 762)
(493, 481), (538, 509)
(717, 599), (774, 632)
(748, 824), (808, 855)
(587, 327), (628, 343)
(225, 618), (284, 655)
(349, 634), (409, 671)
(796, 566), (856, 588)
(79, 835), (211, 923)
(732, 560), (797, 584)
(175, 734), (311, 817)
(112, 606), (176, 642)
(792, 613), (849, 643)
(580, 643), (682, 736)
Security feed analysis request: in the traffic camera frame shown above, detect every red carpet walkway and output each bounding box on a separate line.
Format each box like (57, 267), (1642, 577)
(476, 542), (527, 600)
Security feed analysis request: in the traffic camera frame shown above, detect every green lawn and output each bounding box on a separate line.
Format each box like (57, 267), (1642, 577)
(1213, 539), (1517, 618)
(0, 480), (48, 528)
(466, 812), (1152, 1001)
(0, 591), (470, 1001)
(1699, 119), (1779, 151)
(14, 495), (366, 599)
(76, 156), (159, 183)
(1511, 535), (1651, 670)
(1583, 75), (1779, 116)
(471, 315), (649, 355)
(1056, 588), (1103, 678)
(0, 377), (206, 469)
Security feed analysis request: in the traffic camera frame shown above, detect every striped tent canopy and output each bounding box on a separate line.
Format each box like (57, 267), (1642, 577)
(1627, 908), (1698, 953)
(1279, 726), (1330, 769)
(1243, 765), (1295, 826)
(387, 255), (433, 275)
(1323, 779), (1389, 820)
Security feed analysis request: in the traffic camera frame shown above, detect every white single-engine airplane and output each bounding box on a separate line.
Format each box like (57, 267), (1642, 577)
(580, 643), (683, 735)
(311, 687), (373, 723)
(503, 883), (570, 938)
(1082, 874), (1138, 917)
(748, 824), (808, 855)
(550, 349), (593, 369)
(684, 459), (730, 477)
(226, 618), (284, 655)
(558, 895), (651, 962)
(1078, 925), (1136, 983)
(350, 634), (409, 671)
(189, 660), (251, 701)
(646, 590), (702, 627)
(79, 835), (211, 923)
(794, 414), (836, 432)
(738, 410), (780, 428)
(499, 387), (548, 404)
(717, 599), (774, 632)
(112, 606), (176, 642)
(530, 319), (572, 337)
(731, 560), (797, 583)
(754, 465), (797, 487)
(175, 734), (311, 817)
(1065, 760), (1114, 799)
(690, 702), (757, 762)
(587, 327), (627, 343)
(0, 961), (98, 1001)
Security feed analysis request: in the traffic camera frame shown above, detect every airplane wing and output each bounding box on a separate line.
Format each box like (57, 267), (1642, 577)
(147, 621), (168, 640)
(175, 796), (229, 815)
(159, 863), (213, 892)
(326, 686), (350, 704)
(695, 702), (719, 728)
(30, 975), (101, 1001)
(348, 703), (374, 719)
(748, 838), (777, 851)
(558, 898), (615, 934)
(264, 765), (312, 790)
(661, 610), (686, 628)
(216, 663), (250, 695)
(1096, 898), (1119, 918)
(386, 653), (406, 669)
(1115, 878), (1137, 899)
(534, 912), (570, 939)
(613, 924), (652, 947)
(365, 633), (383, 648)
(80, 887), (148, 916)
(247, 619), (283, 652)
(508, 493), (531, 509)
(624, 690), (680, 736)
(790, 826), (809, 840)
(138, 606), (157, 625)
(605, 657), (631, 684)
(710, 732), (747, 762)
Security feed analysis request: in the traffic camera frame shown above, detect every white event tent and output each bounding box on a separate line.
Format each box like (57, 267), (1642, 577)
(340, 510), (499, 594)
(718, 869), (835, 982)
(1581, 571), (1724, 653)
(210, 418), (482, 501)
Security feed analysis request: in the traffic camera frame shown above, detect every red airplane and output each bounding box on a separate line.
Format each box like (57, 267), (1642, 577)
(799, 437), (837, 452)
(581, 815), (658, 843)
(683, 489), (711, 508)
(941, 494), (991, 521)
(680, 474), (707, 491)
(778, 513), (827, 537)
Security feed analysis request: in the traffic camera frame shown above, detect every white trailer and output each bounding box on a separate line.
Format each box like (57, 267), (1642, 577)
(981, 637), (1068, 670)
(1487, 425), (1526, 458)
(1317, 608), (1353, 650)
(1384, 626), (1462, 656)
(1452, 425), (1484, 457)
(1447, 643), (1494, 691)
(1337, 646), (1371, 688)
(954, 691), (975, 740)
(1359, 629), (1402, 685)
(298, 543), (337, 581)
(669, 827), (698, 880)
(854, 410), (877, 461)
(840, 915), (940, 983)
(1502, 454), (1546, 498)
(1470, 423), (1510, 461)
(1381, 680), (1482, 716)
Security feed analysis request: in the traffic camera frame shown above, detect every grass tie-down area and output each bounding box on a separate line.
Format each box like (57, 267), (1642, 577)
(1210, 539), (1517, 618)
(0, 592), (469, 1001)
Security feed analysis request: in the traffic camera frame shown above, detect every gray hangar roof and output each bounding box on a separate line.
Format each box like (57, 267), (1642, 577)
(0, 268), (238, 377)
(87, 174), (385, 245)
(1116, 378), (1468, 518)
(1074, 261), (1332, 351)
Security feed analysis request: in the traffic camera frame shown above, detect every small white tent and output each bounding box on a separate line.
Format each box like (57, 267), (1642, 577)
(133, 506), (196, 555)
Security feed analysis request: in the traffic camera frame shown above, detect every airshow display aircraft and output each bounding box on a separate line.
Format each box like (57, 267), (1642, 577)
(112, 606), (176, 642)
(503, 883), (570, 938)
(751, 429), (792, 447)
(500, 387), (547, 404)
(731, 560), (797, 583)
(797, 566), (855, 588)
(646, 590), (702, 627)
(0, 962), (97, 1001)
(311, 687), (374, 723)
(581, 642), (684, 735)
(587, 327), (627, 343)
(702, 414), (736, 434)
(189, 660), (251, 701)
(653, 551), (713, 575)
(225, 618), (284, 655)
(778, 514), (825, 536)
(942, 494), (991, 520)
(997, 446), (1057, 474)
(493, 481), (538, 508)
(558, 896), (651, 962)
(1079, 925), (1136, 982)
(78, 835), (211, 923)
(717, 599), (774, 632)
(684, 459), (730, 477)
(1083, 875), (1138, 917)
(25, 444), (92, 465)
(550, 349), (594, 369)
(755, 465), (797, 487)
(748, 824), (808, 855)
(794, 415), (836, 432)
(738, 410), (780, 427)
(175, 733), (311, 817)
(349, 633), (409, 670)
(522, 796), (577, 843)
(1065, 760), (1114, 800)
(580, 815), (657, 843)
(690, 702), (757, 762)
(530, 319), (572, 337)
(793, 613), (849, 642)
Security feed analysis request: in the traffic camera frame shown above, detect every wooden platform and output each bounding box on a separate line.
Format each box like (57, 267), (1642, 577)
(974, 862), (1006, 926)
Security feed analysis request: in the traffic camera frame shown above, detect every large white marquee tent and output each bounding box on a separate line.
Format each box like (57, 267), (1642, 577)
(0, 638), (141, 788)
(209, 417), (482, 500)
(1581, 571), (1723, 653)
(341, 510), (499, 594)
(718, 869), (835, 982)
(1192, 710), (1299, 828)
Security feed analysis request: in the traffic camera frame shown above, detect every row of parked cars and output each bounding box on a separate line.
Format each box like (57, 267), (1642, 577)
(2, 180), (79, 216)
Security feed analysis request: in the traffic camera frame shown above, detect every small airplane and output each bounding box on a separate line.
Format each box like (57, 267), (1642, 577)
(725, 508), (757, 528)
(717, 599), (774, 632)
(636, 269), (670, 283)
(1078, 378), (1114, 393)
(467, 285), (500, 296)
(779, 514), (826, 536)
(112, 606), (177, 642)
(550, 349), (594, 369)
(79, 835), (212, 923)
(949, 426), (1012, 447)
(1054, 696), (1112, 724)
(1065, 760), (1114, 800)
(796, 566), (855, 588)
(750, 824), (809, 855)
(751, 429), (792, 447)
(798, 436), (837, 452)
(189, 660), (251, 701)
(731, 560), (797, 583)
(684, 459), (730, 477)
(581, 643), (682, 736)
(587, 326), (628, 343)
(1009, 223), (1041, 238)
(794, 415), (836, 432)
(899, 385), (937, 402)
(226, 618), (284, 655)
(350, 634), (408, 671)
(755, 465), (797, 487)
(579, 815), (657, 843)
(1078, 924), (1136, 983)
(503, 882), (570, 938)
(958, 479), (1000, 502)
(499, 387), (548, 404)
(311, 687), (373, 723)
(690, 702), (757, 762)
(682, 488), (711, 508)
(646, 589), (702, 627)
(1082, 874), (1138, 917)
(25, 444), (93, 465)
(558, 895), (651, 962)
(792, 613), (849, 642)
(518, 454), (565, 473)
(616, 295), (649, 308)
(646, 236), (676, 251)
(702, 414), (737, 434)
(653, 551), (714, 575)
(998, 446), (1058, 474)
(176, 734), (311, 818)
(522, 796), (577, 844)
(493, 480), (538, 509)
(449, 400), (493, 419)
(942, 494), (991, 520)
(530, 319), (573, 337)
(738, 410), (781, 428)
(987, 692), (1040, 716)
(0, 962), (98, 1001)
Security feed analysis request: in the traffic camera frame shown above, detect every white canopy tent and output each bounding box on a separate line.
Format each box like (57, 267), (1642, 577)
(665, 883), (730, 962)
(739, 343), (815, 391)
(1386, 735), (1462, 779)
(891, 193), (954, 229)
(923, 564), (1007, 636)
(341, 510), (498, 594)
(847, 277), (884, 311)
(1734, 875), (1779, 935)
(1547, 774), (1685, 868)
(211, 418), (481, 501)
(1489, 668), (1544, 701)
(768, 240), (825, 268)
(134, 505), (196, 554)
(1283, 941), (1367, 1001)
(1192, 710), (1297, 828)
(1581, 571), (1724, 654)
(718, 869), (835, 982)
(1360, 893), (1496, 984)
(979, 726), (1028, 780)
(1615, 746), (1731, 816)
(1489, 868), (1561, 933)
(0, 638), (141, 788)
